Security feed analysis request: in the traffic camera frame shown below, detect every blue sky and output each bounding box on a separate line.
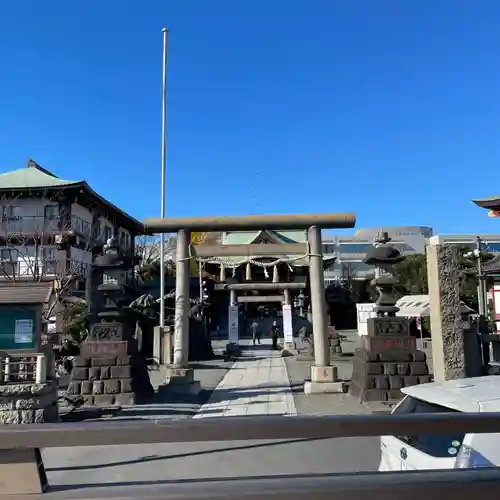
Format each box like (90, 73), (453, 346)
(1, 1), (499, 235)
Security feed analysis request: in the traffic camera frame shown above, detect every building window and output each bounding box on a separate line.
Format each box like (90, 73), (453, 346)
(44, 205), (59, 220)
(104, 226), (113, 242)
(42, 247), (56, 261)
(5, 206), (21, 220)
(81, 220), (91, 237)
(94, 220), (102, 239)
(120, 231), (130, 249)
(0, 249), (13, 261)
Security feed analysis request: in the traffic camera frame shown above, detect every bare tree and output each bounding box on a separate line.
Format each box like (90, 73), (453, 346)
(0, 194), (92, 323)
(135, 234), (177, 283)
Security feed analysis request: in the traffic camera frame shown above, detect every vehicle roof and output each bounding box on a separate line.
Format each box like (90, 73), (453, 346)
(402, 376), (500, 412)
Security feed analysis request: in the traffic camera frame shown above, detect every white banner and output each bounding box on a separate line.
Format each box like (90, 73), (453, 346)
(228, 306), (239, 344)
(282, 305), (293, 344)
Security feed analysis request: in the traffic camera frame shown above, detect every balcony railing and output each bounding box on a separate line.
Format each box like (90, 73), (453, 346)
(66, 258), (90, 276)
(0, 258), (89, 278)
(0, 215), (97, 240)
(70, 215), (92, 238)
(0, 353), (47, 384)
(1, 412), (500, 497)
(0, 259), (57, 277)
(0, 216), (60, 236)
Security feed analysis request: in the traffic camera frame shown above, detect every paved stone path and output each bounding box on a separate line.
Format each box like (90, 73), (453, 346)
(195, 340), (297, 418)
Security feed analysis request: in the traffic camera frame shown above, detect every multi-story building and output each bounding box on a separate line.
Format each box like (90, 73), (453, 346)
(322, 226), (500, 285)
(322, 226), (432, 284)
(0, 159), (144, 285)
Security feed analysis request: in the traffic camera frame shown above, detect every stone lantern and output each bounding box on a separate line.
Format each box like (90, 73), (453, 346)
(349, 232), (430, 404)
(68, 238), (154, 407)
(365, 232), (405, 317)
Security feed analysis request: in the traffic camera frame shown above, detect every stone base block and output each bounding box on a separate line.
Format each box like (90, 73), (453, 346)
(225, 343), (241, 357)
(159, 367), (202, 396)
(304, 380), (345, 394)
(166, 367), (195, 383)
(164, 380), (202, 396)
(310, 364), (339, 383)
(304, 364), (345, 394)
(281, 347), (295, 357)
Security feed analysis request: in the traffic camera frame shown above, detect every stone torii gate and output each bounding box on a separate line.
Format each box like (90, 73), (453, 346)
(143, 212), (356, 394)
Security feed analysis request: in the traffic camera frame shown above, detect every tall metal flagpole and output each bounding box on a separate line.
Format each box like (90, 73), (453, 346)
(159, 28), (169, 329)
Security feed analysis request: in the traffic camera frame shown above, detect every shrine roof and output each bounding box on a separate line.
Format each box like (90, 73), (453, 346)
(222, 229), (307, 245)
(472, 196), (500, 211)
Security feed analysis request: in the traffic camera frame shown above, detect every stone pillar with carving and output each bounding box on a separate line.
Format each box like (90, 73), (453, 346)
(349, 232), (430, 404)
(67, 238), (154, 407)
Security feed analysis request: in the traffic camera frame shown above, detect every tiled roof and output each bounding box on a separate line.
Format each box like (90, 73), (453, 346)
(0, 159), (145, 233)
(483, 255), (500, 274)
(0, 159), (81, 190)
(0, 281), (54, 304)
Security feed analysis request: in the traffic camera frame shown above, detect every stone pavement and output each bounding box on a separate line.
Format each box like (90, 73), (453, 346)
(195, 340), (297, 418)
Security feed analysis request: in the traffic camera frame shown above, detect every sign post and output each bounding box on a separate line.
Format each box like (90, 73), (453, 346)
(282, 305), (293, 345)
(228, 306), (239, 345)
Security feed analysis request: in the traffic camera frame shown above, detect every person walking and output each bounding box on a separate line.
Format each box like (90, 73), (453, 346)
(270, 320), (280, 350)
(250, 319), (261, 345)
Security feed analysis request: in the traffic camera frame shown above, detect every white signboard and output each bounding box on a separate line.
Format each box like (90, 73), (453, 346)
(356, 303), (377, 336)
(15, 319), (33, 344)
(228, 306), (239, 345)
(282, 305), (293, 344)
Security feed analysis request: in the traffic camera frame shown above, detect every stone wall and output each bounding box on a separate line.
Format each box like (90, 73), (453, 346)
(0, 382), (58, 424)
(68, 353), (136, 406)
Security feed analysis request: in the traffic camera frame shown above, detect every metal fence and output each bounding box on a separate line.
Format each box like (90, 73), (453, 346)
(1, 412), (500, 498)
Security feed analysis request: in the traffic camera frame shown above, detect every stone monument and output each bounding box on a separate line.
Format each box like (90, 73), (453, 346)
(68, 238), (154, 406)
(349, 232), (430, 403)
(427, 238), (484, 380)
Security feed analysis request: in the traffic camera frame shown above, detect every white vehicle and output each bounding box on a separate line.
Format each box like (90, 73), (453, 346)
(379, 375), (500, 471)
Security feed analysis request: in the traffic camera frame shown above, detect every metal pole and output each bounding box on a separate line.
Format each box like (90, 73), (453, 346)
(308, 225), (329, 367)
(199, 260), (203, 302)
(477, 236), (485, 317)
(159, 27), (169, 328)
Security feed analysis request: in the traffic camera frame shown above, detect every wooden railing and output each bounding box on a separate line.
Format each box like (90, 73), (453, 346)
(1, 412), (500, 498)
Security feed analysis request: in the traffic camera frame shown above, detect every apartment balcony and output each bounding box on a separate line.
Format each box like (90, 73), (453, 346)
(0, 258), (89, 279)
(0, 216), (60, 237)
(0, 215), (93, 238)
